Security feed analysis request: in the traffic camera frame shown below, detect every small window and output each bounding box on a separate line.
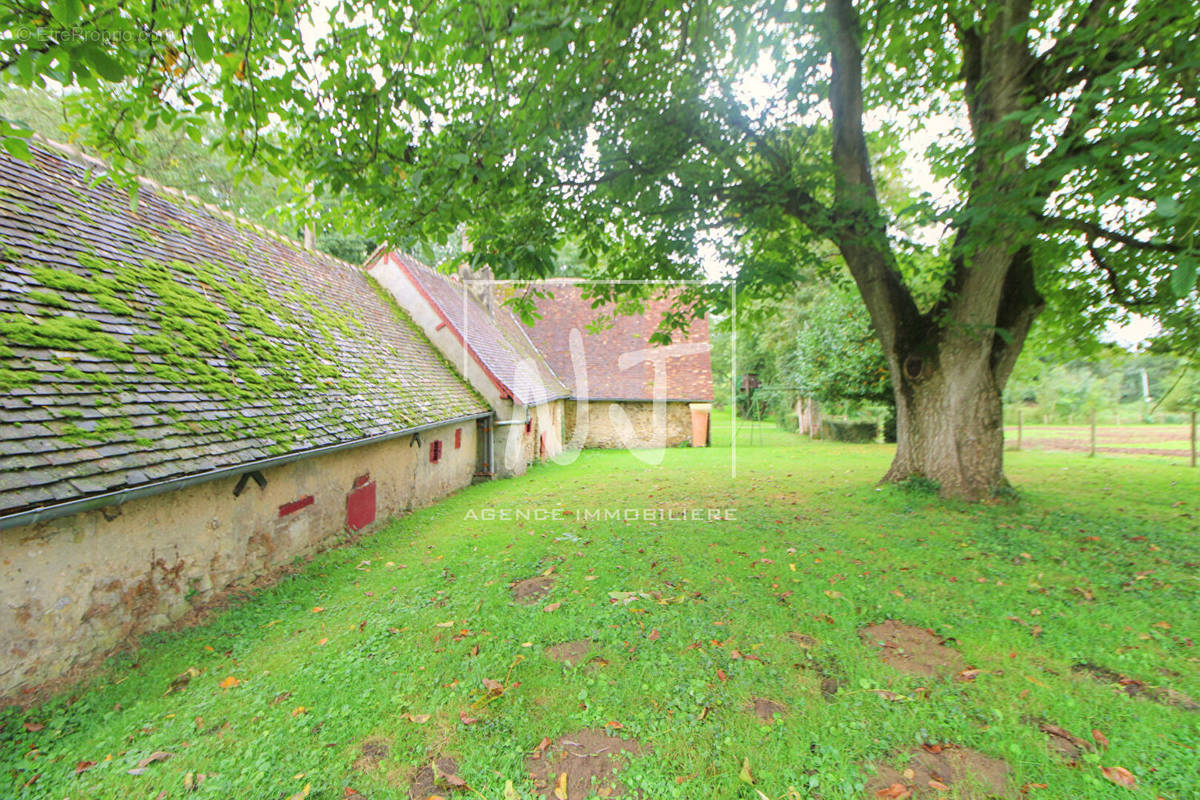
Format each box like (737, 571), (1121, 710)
(524, 419), (532, 434)
(454, 428), (462, 449)
(429, 440), (442, 463)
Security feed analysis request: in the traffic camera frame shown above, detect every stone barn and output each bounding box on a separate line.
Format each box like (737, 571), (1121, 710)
(0, 143), (488, 696)
(365, 250), (569, 477)
(520, 281), (714, 450)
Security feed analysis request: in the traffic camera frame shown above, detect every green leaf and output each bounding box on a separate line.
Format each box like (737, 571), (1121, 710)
(1169, 257), (1197, 298)
(192, 26), (214, 62)
(1154, 196), (1181, 218)
(78, 44), (125, 82)
(51, 0), (82, 26)
(2, 136), (32, 160)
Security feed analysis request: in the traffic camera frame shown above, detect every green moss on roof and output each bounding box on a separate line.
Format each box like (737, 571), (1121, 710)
(0, 144), (486, 512)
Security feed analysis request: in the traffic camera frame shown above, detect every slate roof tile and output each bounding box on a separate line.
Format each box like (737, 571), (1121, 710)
(0, 143), (486, 518)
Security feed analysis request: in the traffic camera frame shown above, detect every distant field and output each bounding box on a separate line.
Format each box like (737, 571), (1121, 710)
(1003, 423), (1195, 459)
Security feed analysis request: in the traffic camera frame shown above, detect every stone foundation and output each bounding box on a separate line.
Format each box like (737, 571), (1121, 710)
(563, 400), (693, 449)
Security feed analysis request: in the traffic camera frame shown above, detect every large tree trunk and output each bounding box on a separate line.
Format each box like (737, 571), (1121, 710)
(885, 343), (1008, 498)
(822, 0), (1043, 499)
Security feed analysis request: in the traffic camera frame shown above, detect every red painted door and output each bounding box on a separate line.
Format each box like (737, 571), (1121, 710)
(346, 480), (376, 531)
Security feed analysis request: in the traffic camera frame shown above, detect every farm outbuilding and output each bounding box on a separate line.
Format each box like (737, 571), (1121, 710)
(368, 257), (716, 458)
(519, 281), (714, 450)
(0, 144), (488, 695)
(366, 250), (570, 477)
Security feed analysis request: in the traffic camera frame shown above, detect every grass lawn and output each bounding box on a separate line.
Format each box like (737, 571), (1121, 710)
(2, 420), (1198, 799)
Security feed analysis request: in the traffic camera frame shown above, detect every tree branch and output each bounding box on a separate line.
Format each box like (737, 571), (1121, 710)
(825, 0), (921, 356)
(990, 246), (1043, 387)
(1040, 214), (1181, 253)
(1088, 244), (1160, 309)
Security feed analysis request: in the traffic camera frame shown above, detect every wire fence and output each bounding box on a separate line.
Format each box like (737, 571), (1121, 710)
(1005, 410), (1198, 466)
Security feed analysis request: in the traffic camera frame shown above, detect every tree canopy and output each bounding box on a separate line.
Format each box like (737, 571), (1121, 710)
(2, 0), (1197, 496)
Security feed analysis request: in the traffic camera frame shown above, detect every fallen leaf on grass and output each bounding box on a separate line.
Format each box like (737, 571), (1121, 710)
(75, 761), (97, 775)
(483, 678), (505, 695)
(504, 780), (522, 800)
(311, 607), (324, 613)
(874, 783), (911, 798)
(317, 638), (329, 647)
(22, 721), (44, 732)
(287, 783), (311, 800)
(648, 629), (660, 641)
(459, 711), (478, 725)
(871, 689), (905, 701)
(403, 713), (431, 723)
(716, 668), (728, 683)
(957, 668), (983, 682)
(532, 736), (551, 759)
(136, 751), (173, 768)
(738, 757), (754, 784)
(435, 621), (455, 628)
(1101, 766), (1136, 788)
(928, 779), (949, 791)
(543, 602), (561, 613)
(554, 771), (569, 799)
(218, 676), (240, 689)
(1092, 729), (1109, 750)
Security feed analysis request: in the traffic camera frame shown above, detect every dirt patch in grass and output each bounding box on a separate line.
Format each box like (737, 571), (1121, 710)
(546, 639), (593, 666)
(1038, 723), (1094, 762)
(512, 576), (556, 605)
(864, 744), (1013, 799)
(786, 632), (842, 700)
(409, 756), (465, 799)
(1072, 662), (1199, 710)
(749, 697), (786, 723)
(859, 620), (963, 678)
(353, 737), (392, 772)
(787, 632), (818, 649)
(527, 728), (644, 799)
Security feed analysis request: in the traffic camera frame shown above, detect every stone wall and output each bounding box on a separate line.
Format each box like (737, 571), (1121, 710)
(0, 420), (477, 697)
(563, 400), (693, 450)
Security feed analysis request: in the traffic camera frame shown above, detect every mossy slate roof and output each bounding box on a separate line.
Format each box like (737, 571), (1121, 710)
(0, 144), (486, 518)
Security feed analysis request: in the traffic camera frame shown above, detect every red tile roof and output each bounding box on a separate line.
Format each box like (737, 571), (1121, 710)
(520, 282), (714, 403)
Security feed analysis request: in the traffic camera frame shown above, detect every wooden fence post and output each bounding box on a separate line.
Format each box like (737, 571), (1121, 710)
(1089, 411), (1097, 458)
(1192, 411), (1196, 468)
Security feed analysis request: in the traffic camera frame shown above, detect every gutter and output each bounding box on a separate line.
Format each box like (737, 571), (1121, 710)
(0, 411), (491, 533)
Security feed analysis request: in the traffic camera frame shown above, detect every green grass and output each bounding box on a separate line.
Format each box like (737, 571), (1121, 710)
(2, 421), (1198, 799)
